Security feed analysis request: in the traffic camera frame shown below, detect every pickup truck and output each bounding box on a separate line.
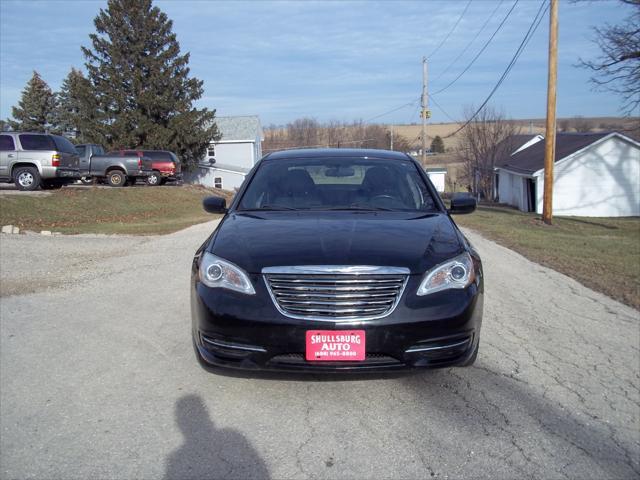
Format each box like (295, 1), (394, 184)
(75, 144), (153, 187)
(110, 149), (182, 186)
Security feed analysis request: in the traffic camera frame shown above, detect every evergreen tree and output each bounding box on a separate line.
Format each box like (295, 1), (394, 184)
(430, 135), (445, 154)
(52, 68), (98, 142)
(7, 71), (55, 132)
(81, 0), (219, 167)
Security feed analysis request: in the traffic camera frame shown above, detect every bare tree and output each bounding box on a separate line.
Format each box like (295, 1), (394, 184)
(578, 0), (640, 115)
(456, 106), (520, 201)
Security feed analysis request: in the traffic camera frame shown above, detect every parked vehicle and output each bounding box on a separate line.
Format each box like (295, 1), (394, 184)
(0, 132), (80, 191)
(109, 149), (182, 186)
(191, 148), (483, 373)
(75, 144), (153, 187)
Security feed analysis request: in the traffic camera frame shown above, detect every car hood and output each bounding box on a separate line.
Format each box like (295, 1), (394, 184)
(209, 211), (464, 275)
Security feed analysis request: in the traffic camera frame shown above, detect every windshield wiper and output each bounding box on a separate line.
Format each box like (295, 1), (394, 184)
(243, 205), (302, 211)
(321, 206), (396, 211)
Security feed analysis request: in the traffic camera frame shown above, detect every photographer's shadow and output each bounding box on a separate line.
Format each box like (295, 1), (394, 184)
(164, 394), (270, 480)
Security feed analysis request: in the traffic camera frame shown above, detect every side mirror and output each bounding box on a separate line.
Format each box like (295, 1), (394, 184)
(449, 194), (476, 214)
(203, 196), (227, 214)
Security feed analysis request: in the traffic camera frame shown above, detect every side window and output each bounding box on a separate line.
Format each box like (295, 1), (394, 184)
(18, 134), (56, 151)
(75, 145), (87, 157)
(0, 135), (15, 151)
(214, 177), (223, 189)
(208, 144), (215, 158)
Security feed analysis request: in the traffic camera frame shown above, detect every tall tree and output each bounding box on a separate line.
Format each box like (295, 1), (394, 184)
(7, 71), (55, 132)
(578, 0), (640, 115)
(430, 135), (445, 153)
(52, 68), (98, 142)
(456, 106), (519, 200)
(81, 0), (219, 167)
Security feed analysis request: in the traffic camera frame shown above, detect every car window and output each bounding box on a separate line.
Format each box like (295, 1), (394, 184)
(18, 134), (56, 151)
(75, 145), (86, 157)
(143, 151), (172, 161)
(93, 145), (105, 156)
(238, 157), (438, 212)
(52, 135), (78, 154)
(0, 135), (15, 151)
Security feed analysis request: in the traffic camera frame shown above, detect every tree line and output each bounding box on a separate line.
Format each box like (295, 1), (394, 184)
(3, 0), (219, 169)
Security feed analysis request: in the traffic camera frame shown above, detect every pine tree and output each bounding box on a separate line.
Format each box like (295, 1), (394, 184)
(81, 0), (219, 166)
(430, 135), (445, 154)
(7, 71), (56, 132)
(52, 68), (98, 142)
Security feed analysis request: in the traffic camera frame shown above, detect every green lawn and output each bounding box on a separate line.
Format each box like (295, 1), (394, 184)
(0, 185), (231, 235)
(454, 204), (640, 310)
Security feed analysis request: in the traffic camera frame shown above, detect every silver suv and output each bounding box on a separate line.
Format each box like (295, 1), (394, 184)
(0, 132), (80, 191)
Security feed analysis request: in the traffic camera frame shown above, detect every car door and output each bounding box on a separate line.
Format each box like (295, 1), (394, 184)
(0, 134), (17, 179)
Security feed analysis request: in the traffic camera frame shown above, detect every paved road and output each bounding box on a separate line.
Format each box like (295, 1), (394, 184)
(1, 221), (638, 479)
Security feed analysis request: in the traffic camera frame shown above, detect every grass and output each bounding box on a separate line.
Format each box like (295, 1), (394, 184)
(453, 204), (640, 310)
(0, 185), (232, 235)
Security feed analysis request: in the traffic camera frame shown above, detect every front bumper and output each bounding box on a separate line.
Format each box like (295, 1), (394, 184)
(191, 273), (483, 373)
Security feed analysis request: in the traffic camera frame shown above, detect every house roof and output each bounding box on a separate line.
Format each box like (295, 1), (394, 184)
(494, 134), (542, 167)
(214, 116), (263, 143)
(498, 132), (611, 175)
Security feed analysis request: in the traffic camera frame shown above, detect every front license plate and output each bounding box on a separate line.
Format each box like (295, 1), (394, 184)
(305, 330), (366, 361)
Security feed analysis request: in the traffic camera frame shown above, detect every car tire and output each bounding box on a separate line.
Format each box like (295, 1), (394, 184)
(107, 170), (126, 187)
(146, 172), (161, 186)
(13, 166), (41, 191)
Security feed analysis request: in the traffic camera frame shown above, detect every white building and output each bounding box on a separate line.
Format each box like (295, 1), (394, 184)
(425, 167), (447, 193)
(496, 132), (640, 217)
(187, 116), (263, 190)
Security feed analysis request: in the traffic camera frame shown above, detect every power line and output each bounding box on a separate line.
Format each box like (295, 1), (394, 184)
(443, 0), (550, 139)
(432, 0), (520, 96)
(429, 95), (458, 123)
(434, 0), (505, 82)
(426, 0), (473, 59)
(364, 98), (419, 123)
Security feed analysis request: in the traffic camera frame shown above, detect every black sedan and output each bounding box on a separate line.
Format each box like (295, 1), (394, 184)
(191, 149), (483, 372)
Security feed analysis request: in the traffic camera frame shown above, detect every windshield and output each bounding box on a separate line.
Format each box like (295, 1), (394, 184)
(238, 157), (439, 212)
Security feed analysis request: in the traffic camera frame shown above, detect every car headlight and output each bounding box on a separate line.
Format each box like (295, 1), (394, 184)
(199, 252), (256, 295)
(417, 252), (475, 296)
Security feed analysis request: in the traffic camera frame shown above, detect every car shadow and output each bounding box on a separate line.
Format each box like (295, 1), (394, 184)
(164, 394), (270, 480)
(397, 364), (639, 479)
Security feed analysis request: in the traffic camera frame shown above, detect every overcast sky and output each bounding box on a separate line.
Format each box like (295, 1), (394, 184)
(0, 0), (635, 125)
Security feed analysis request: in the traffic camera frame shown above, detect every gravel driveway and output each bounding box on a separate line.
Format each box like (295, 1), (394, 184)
(1, 221), (638, 479)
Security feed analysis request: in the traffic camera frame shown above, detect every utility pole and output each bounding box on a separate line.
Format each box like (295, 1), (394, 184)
(542, 0), (558, 225)
(421, 57), (428, 165)
(390, 124), (394, 150)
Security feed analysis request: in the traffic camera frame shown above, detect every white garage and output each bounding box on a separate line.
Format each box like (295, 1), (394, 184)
(497, 132), (640, 217)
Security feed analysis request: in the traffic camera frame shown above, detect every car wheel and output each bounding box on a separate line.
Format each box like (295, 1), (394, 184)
(80, 176), (94, 185)
(107, 170), (126, 187)
(13, 166), (41, 191)
(146, 172), (161, 186)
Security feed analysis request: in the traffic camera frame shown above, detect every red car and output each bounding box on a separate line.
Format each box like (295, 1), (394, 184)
(110, 149), (182, 185)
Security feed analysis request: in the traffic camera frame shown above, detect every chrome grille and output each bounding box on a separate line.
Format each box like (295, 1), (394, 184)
(264, 268), (408, 320)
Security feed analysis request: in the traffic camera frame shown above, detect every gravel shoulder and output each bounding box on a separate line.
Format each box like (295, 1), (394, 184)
(0, 223), (638, 479)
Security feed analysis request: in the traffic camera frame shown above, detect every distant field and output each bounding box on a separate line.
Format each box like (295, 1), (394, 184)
(454, 204), (640, 310)
(0, 185), (232, 235)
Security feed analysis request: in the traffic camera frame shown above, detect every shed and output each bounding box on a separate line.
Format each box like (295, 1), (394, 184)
(187, 115), (263, 190)
(424, 167), (447, 193)
(496, 132), (640, 217)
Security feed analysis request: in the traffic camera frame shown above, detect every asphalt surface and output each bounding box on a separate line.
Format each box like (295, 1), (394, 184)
(0, 220), (638, 479)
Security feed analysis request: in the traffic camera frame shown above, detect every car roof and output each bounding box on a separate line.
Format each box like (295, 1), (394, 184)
(264, 148), (411, 161)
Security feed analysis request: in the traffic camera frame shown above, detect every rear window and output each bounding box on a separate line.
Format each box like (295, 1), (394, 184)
(0, 135), (15, 151)
(143, 150), (174, 161)
(18, 134), (56, 151)
(52, 136), (78, 154)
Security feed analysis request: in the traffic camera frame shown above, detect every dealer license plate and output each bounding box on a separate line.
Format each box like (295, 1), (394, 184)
(305, 330), (366, 361)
